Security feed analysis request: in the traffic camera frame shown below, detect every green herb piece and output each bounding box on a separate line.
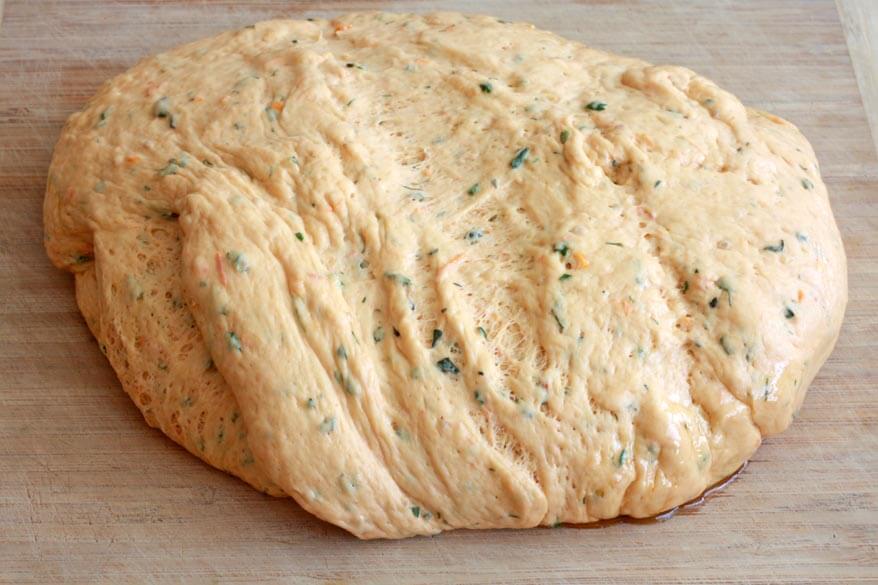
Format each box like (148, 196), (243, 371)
(474, 390), (485, 405)
(295, 232), (304, 241)
(319, 417), (336, 434)
(407, 189), (425, 202)
(559, 273), (572, 281)
(553, 242), (569, 257)
(560, 129), (570, 144)
(467, 183), (481, 196)
(681, 280), (689, 294)
(709, 297), (718, 308)
(585, 101), (607, 111)
(605, 241), (623, 247)
(510, 147), (530, 169)
(225, 251), (250, 273)
(801, 178), (814, 190)
(479, 82), (493, 93)
(410, 506), (420, 518)
(795, 232), (808, 242)
(616, 448), (628, 466)
(337, 345), (348, 360)
(373, 326), (385, 343)
(228, 331), (243, 352)
(384, 272), (412, 287)
(306, 398), (316, 409)
(654, 180), (662, 188)
(551, 303), (565, 333)
(477, 326), (488, 339)
(97, 108), (111, 127)
(716, 276), (734, 306)
(153, 97), (170, 118)
(436, 357), (460, 375)
(763, 240), (785, 253)
(336, 373), (357, 396)
(431, 329), (443, 348)
(159, 161), (179, 176)
(719, 335), (733, 355)
(784, 306), (795, 319)
(465, 228), (484, 244)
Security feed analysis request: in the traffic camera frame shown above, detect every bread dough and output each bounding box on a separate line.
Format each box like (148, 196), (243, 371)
(44, 12), (847, 538)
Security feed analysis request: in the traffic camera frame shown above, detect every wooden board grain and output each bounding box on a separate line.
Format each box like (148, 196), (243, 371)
(837, 0), (878, 155)
(0, 1), (876, 583)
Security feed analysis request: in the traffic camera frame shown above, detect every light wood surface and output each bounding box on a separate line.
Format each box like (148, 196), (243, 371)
(837, 0), (878, 155)
(1, 1), (876, 583)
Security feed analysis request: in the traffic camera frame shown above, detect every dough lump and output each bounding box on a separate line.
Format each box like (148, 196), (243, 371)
(44, 12), (847, 538)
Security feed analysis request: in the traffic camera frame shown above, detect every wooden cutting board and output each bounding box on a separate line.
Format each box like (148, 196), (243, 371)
(1, 1), (875, 583)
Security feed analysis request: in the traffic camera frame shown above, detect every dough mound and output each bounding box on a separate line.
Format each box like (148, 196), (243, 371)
(44, 12), (847, 538)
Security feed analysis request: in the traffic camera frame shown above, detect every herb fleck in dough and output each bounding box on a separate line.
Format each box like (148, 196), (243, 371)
(44, 12), (847, 539)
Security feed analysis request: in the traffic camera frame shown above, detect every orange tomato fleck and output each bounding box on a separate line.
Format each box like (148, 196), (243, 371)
(215, 252), (227, 287)
(572, 251), (589, 269)
(270, 101), (284, 113)
(798, 289), (805, 302)
(125, 155), (140, 165)
(636, 206), (655, 220)
(438, 253), (465, 278)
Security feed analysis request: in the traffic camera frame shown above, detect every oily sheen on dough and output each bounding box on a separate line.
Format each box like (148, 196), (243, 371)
(44, 12), (847, 538)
